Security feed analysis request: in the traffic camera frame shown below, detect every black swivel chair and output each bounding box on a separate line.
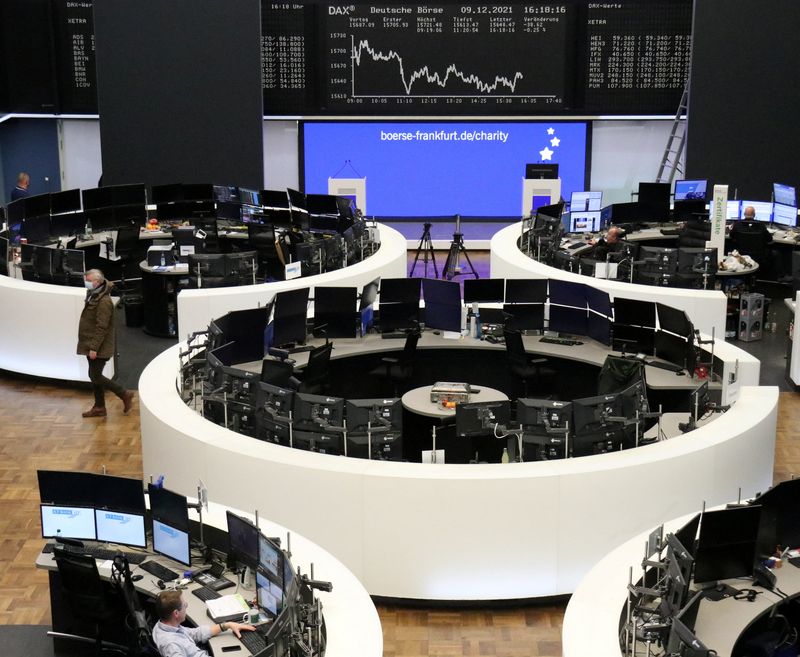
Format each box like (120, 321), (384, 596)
(111, 225), (141, 296)
(369, 330), (420, 396)
(295, 342), (333, 394)
(503, 328), (553, 397)
(48, 548), (129, 656)
(730, 221), (773, 274)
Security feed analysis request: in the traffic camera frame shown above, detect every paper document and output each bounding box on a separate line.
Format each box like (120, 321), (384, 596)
(205, 593), (250, 623)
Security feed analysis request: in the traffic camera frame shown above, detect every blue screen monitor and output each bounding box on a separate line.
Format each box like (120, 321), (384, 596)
(570, 191), (602, 212)
(726, 200), (741, 220)
(774, 183), (796, 207)
(674, 180), (707, 201)
(741, 201), (773, 223)
(41, 504), (96, 540)
(772, 203), (797, 227)
(257, 570), (283, 617)
(152, 519), (191, 566)
(259, 533), (281, 579)
(95, 509), (147, 548)
(569, 211), (600, 233)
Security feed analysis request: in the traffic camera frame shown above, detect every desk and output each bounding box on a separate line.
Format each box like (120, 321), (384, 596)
(141, 324), (774, 600)
(36, 500), (381, 657)
(401, 384), (507, 419)
(491, 223), (729, 339)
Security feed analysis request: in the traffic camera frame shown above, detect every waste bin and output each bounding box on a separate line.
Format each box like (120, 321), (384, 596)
(124, 295), (145, 327)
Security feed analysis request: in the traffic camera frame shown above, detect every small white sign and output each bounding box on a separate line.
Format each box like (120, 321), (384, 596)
(285, 261), (302, 280)
(421, 449), (446, 464)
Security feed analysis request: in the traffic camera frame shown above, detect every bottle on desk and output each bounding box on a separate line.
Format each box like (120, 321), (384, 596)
(501, 447), (510, 464)
(85, 218), (92, 237)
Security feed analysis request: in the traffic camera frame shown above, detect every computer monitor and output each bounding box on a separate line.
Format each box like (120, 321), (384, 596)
(51, 188), (82, 214)
(41, 504), (96, 540)
(422, 278), (461, 332)
(24, 193), (51, 219)
(637, 182), (671, 221)
(774, 183), (796, 207)
(655, 331), (691, 371)
(293, 393), (344, 431)
(259, 533), (282, 579)
(346, 398), (402, 434)
(570, 191), (602, 212)
(220, 307), (270, 365)
(548, 280), (587, 309)
(548, 306), (587, 336)
(380, 278), (421, 305)
(665, 590), (709, 657)
(259, 360), (295, 388)
(587, 312), (611, 346)
(677, 247), (718, 278)
(569, 212), (600, 233)
(225, 251), (257, 281)
(463, 278), (504, 304)
(255, 381), (295, 419)
(614, 298), (656, 327)
(772, 203), (798, 227)
(314, 286), (358, 338)
(740, 200), (773, 223)
(505, 279), (547, 304)
(21, 215), (51, 243)
(660, 533), (694, 618)
(173, 226), (204, 261)
(148, 484), (191, 566)
(261, 189), (291, 210)
(674, 514), (701, 558)
(455, 400), (510, 437)
(273, 288), (309, 347)
(218, 367), (260, 408)
(749, 478), (800, 551)
(693, 505), (762, 584)
(37, 470), (146, 512)
(585, 287), (612, 317)
(292, 429), (344, 455)
(95, 509), (147, 548)
(535, 202), (565, 222)
(516, 398), (572, 460)
(82, 186), (113, 211)
(571, 393), (626, 456)
(656, 303), (692, 338)
(226, 511), (259, 570)
(674, 180), (707, 201)
(257, 569), (284, 617)
(726, 200), (741, 220)
(525, 163), (559, 179)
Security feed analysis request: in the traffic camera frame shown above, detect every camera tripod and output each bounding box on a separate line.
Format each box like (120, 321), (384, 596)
(409, 222), (438, 278)
(443, 214), (478, 280)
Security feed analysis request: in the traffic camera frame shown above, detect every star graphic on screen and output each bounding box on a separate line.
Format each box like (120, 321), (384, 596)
(539, 146), (554, 161)
(550, 136), (561, 147)
(547, 127), (555, 135)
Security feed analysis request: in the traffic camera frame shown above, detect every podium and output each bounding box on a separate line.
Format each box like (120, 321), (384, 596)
(522, 178), (561, 217)
(328, 178), (366, 215)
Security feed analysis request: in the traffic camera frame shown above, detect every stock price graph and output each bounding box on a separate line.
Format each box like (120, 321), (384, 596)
(324, 3), (572, 113)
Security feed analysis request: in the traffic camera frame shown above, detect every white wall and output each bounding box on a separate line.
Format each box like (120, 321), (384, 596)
(55, 118), (670, 201)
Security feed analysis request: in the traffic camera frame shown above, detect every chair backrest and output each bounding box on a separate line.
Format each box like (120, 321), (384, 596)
(115, 225), (139, 255)
(503, 328), (528, 368)
(400, 330), (420, 365)
(731, 222), (770, 258)
(54, 548), (112, 622)
(302, 342), (333, 384)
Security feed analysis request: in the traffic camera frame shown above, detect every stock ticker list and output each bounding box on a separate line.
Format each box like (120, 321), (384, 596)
(583, 1), (692, 114)
(53, 0), (98, 113)
(261, 2), (311, 114)
(324, 3), (572, 113)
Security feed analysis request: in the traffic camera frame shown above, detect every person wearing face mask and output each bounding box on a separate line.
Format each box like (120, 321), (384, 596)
(76, 269), (134, 418)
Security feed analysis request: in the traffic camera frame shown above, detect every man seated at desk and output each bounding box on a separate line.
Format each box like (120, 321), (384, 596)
(585, 226), (627, 261)
(152, 590), (255, 657)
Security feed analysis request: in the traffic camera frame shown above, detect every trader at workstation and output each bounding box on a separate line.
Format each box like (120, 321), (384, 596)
(152, 590), (255, 657)
(10, 171), (30, 201)
(76, 269), (134, 418)
(587, 225), (626, 261)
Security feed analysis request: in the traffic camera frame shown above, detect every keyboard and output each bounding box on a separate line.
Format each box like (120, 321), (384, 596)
(139, 560), (180, 581)
(539, 337), (583, 346)
(239, 630), (268, 654)
(191, 586), (222, 602)
(645, 360), (684, 373)
(381, 331), (408, 339)
(42, 542), (147, 564)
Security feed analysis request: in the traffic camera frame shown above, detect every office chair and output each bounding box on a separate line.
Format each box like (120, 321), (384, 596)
(192, 217), (220, 253)
(111, 225), (141, 297)
(48, 548), (129, 656)
(247, 223), (282, 281)
(369, 330), (420, 396)
(597, 355), (647, 396)
(295, 342), (333, 394)
(730, 221), (772, 269)
(503, 328), (554, 397)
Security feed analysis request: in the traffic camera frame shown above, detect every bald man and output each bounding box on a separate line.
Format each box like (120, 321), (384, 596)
(10, 172), (30, 202)
(591, 226), (626, 261)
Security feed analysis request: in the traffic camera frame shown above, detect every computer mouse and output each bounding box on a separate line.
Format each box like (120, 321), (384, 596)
(131, 574), (143, 582)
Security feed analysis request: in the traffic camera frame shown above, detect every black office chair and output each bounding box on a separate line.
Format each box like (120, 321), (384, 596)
(597, 355), (647, 396)
(295, 342), (333, 394)
(247, 223), (282, 281)
(503, 328), (554, 397)
(48, 548), (129, 656)
(193, 217), (220, 253)
(111, 225), (141, 297)
(369, 330), (420, 396)
(730, 221), (772, 269)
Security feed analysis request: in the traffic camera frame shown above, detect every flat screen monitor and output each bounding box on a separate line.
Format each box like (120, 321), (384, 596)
(424, 302), (462, 332)
(549, 305), (587, 336)
(585, 287), (612, 317)
(41, 504), (96, 540)
(293, 393), (344, 431)
(505, 278), (547, 304)
(422, 278), (460, 305)
(94, 509), (147, 548)
(750, 478), (800, 550)
(601, 202), (639, 226)
(380, 278), (421, 305)
(6, 198), (25, 228)
(37, 470), (146, 512)
(655, 331), (690, 370)
(25, 193), (51, 218)
(525, 163), (559, 179)
(665, 590), (708, 657)
(259, 533), (281, 579)
(187, 253), (225, 278)
(502, 303), (544, 332)
(359, 277), (380, 311)
(51, 188), (82, 214)
(110, 183), (146, 206)
(774, 183), (796, 207)
(82, 187), (113, 211)
(612, 323), (655, 355)
(257, 569), (283, 617)
(21, 215), (51, 243)
(292, 429), (343, 455)
(346, 398), (402, 434)
(548, 280), (587, 309)
(678, 247), (717, 276)
(674, 180), (707, 201)
(693, 505), (762, 584)
(587, 312), (611, 346)
(287, 188), (306, 211)
(379, 302), (419, 332)
(614, 298), (656, 327)
(148, 484), (190, 565)
(463, 278), (504, 303)
(570, 191), (602, 212)
(225, 251), (258, 280)
(273, 288), (309, 347)
(741, 200), (773, 223)
(255, 381), (295, 418)
(536, 201), (564, 221)
(674, 513), (701, 558)
(571, 393), (621, 435)
(726, 200), (741, 220)
(656, 303), (692, 338)
(50, 212), (86, 237)
(261, 190), (291, 210)
(151, 183), (184, 204)
(213, 185), (239, 203)
(226, 511), (259, 569)
(455, 400), (510, 437)
(569, 212), (600, 233)
(314, 286), (358, 338)
(517, 398), (572, 431)
(772, 203), (797, 227)
(637, 182), (671, 221)
(221, 307), (269, 365)
(239, 188), (260, 207)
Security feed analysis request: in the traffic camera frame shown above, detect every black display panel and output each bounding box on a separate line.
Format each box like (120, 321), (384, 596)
(52, 0), (98, 113)
(614, 298), (656, 327)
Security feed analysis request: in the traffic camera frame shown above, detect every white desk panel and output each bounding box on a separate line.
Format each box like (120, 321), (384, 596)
(140, 336), (775, 601)
(490, 223), (729, 340)
(177, 223), (407, 340)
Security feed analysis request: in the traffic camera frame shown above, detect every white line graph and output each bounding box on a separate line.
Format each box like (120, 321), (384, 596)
(350, 37), (554, 98)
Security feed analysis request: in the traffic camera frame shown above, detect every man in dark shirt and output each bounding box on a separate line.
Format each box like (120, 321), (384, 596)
(590, 226), (626, 261)
(10, 172), (30, 202)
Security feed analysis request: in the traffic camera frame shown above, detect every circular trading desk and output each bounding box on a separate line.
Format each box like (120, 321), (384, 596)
(176, 223), (407, 339)
(140, 327), (776, 601)
(401, 384), (508, 418)
(489, 223), (729, 339)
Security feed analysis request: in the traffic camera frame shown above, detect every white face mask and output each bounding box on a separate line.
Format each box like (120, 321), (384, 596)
(84, 280), (95, 290)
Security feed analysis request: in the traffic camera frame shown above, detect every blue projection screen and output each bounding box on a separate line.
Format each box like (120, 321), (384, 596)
(302, 121), (588, 217)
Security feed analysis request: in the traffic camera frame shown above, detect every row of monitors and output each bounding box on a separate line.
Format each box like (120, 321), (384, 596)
(725, 199), (798, 226)
(19, 244), (85, 285)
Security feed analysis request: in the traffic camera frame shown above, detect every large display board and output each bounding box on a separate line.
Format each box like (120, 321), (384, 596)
(4, 0), (691, 116)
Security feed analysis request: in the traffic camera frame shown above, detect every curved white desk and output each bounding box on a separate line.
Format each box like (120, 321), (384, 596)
(177, 223), (407, 339)
(490, 223), (729, 339)
(0, 273), (115, 382)
(140, 331), (775, 600)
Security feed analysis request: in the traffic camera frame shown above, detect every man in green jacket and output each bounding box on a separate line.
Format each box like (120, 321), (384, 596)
(77, 269), (134, 418)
